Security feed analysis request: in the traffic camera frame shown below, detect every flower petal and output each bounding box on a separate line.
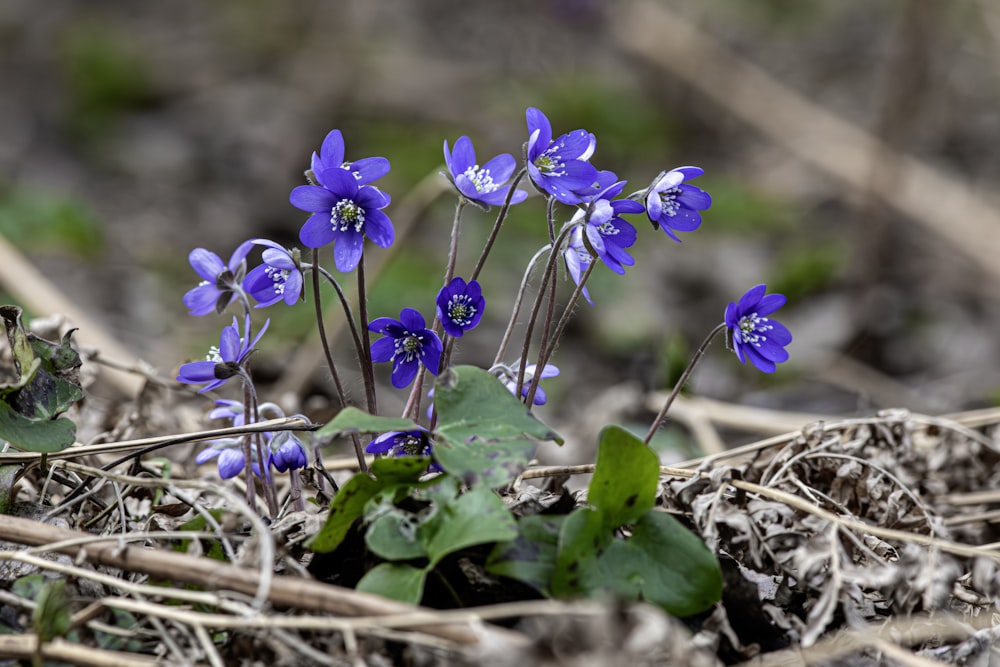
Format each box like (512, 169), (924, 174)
(370, 336), (397, 363)
(333, 230), (364, 272)
(290, 185), (337, 213)
(364, 209), (395, 248)
(299, 212), (335, 248)
(352, 157), (390, 184)
(184, 284), (221, 316)
(319, 129), (346, 169)
(188, 249), (225, 282)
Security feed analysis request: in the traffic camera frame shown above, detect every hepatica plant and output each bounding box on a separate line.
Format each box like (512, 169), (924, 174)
(174, 105), (794, 616)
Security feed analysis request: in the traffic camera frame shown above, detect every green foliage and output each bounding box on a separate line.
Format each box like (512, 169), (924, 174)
(0, 306), (83, 454)
(433, 365), (562, 487)
(695, 178), (796, 235)
(32, 579), (71, 643)
(356, 480), (517, 603)
(0, 190), (105, 259)
(307, 374), (718, 616)
(490, 425), (723, 616)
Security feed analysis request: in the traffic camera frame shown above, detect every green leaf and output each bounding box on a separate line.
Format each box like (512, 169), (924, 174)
(0, 306), (82, 452)
(356, 562), (426, 604)
(552, 508), (722, 616)
(365, 509), (428, 561)
(370, 455), (432, 484)
(550, 507), (612, 597)
(588, 425), (659, 527)
(0, 403), (77, 453)
(420, 485), (517, 566)
(486, 514), (564, 595)
(433, 365), (562, 487)
(616, 510), (723, 616)
(306, 472), (382, 553)
(315, 406), (420, 438)
(32, 579), (71, 642)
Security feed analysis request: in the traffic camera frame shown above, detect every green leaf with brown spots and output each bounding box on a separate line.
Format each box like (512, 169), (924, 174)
(587, 425), (659, 527)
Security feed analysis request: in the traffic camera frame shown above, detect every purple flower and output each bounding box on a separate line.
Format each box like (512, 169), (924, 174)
(268, 431), (308, 472)
(243, 239), (303, 307)
(196, 439), (249, 479)
(177, 314), (269, 393)
(525, 107), (599, 204)
(369, 308), (443, 388)
(725, 284), (792, 374)
(579, 181), (644, 275)
(498, 363), (560, 406)
(436, 277), (485, 338)
(562, 169), (620, 205)
(208, 399), (246, 425)
(645, 167), (712, 242)
(563, 226), (595, 306)
(309, 129), (390, 187)
(443, 137), (528, 209)
(291, 169), (394, 273)
(182, 241), (253, 316)
(367, 429), (433, 458)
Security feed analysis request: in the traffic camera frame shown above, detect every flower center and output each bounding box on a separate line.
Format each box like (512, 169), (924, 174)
(391, 435), (428, 457)
(330, 199), (365, 233)
(736, 313), (773, 347)
(265, 266), (290, 295)
(206, 345), (223, 363)
(534, 149), (566, 177)
(657, 187), (682, 217)
(394, 333), (423, 363)
(446, 296), (476, 327)
(462, 165), (498, 193)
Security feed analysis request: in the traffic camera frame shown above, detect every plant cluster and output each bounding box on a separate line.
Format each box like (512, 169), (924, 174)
(0, 105), (795, 619)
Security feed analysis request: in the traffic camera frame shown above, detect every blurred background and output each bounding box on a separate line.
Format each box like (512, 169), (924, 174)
(4, 0), (1000, 461)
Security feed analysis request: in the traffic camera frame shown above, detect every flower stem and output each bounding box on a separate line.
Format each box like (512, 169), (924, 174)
(240, 381), (257, 511)
(493, 244), (552, 367)
(314, 265), (365, 373)
(515, 222), (575, 400)
(643, 322), (728, 445)
(523, 254), (597, 407)
(310, 248), (368, 473)
(357, 254), (378, 417)
(470, 168), (526, 282)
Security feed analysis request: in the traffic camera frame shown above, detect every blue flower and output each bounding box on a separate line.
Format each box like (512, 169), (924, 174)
(208, 399), (246, 425)
(563, 226), (595, 306)
(497, 363), (560, 406)
(291, 168), (394, 273)
(436, 277), (485, 338)
(182, 241), (253, 316)
(243, 239), (303, 307)
(310, 129), (390, 187)
(369, 308), (443, 388)
(177, 314), (269, 392)
(525, 107), (599, 204)
(367, 429), (433, 458)
(579, 181), (644, 275)
(268, 431), (308, 472)
(443, 136), (528, 209)
(195, 439), (249, 479)
(645, 167), (712, 242)
(725, 284), (792, 373)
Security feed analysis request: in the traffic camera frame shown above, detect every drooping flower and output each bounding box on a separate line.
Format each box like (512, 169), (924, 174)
(369, 308), (443, 388)
(208, 399), (246, 425)
(177, 314), (269, 393)
(182, 241), (253, 316)
(309, 129), (390, 187)
(436, 277), (485, 338)
(579, 181), (644, 275)
(644, 167), (712, 242)
(563, 226), (595, 306)
(525, 107), (599, 204)
(562, 169), (620, 205)
(725, 284), (792, 373)
(291, 167), (394, 273)
(443, 136), (528, 209)
(268, 431), (308, 472)
(496, 363), (560, 406)
(243, 239), (304, 308)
